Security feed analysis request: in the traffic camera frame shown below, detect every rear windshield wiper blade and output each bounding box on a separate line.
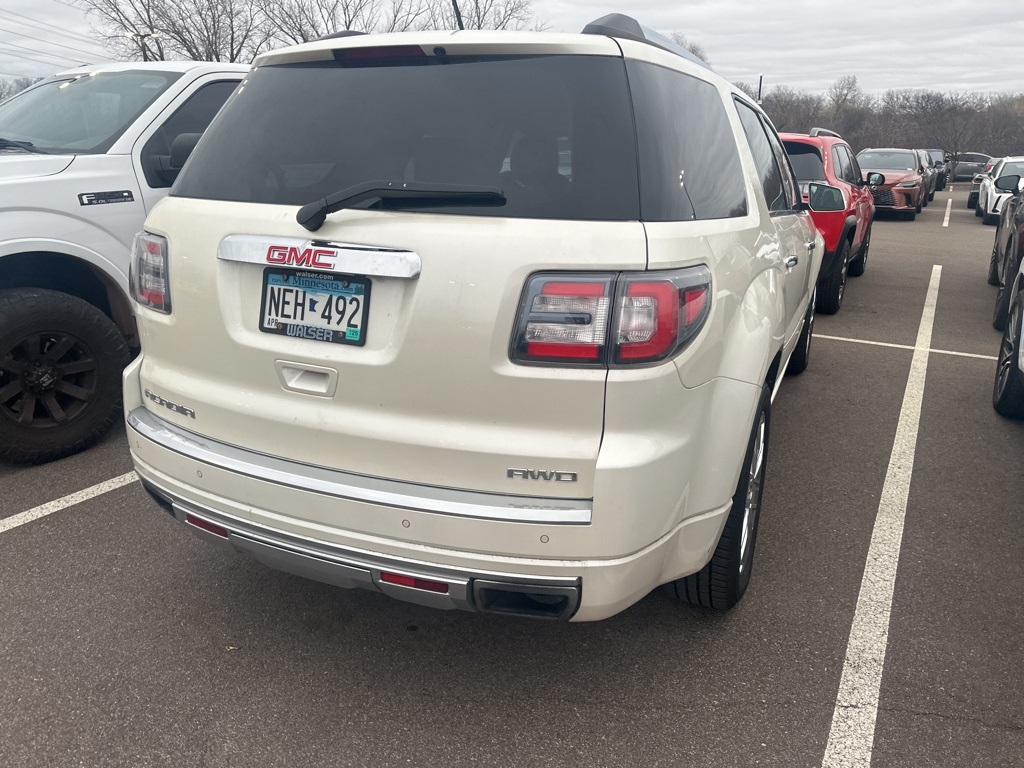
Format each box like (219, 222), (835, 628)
(0, 137), (47, 154)
(297, 181), (505, 231)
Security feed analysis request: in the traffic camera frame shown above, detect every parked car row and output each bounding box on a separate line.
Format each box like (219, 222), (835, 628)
(982, 165), (1024, 418)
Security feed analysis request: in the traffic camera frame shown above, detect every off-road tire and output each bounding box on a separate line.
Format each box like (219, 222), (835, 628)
(993, 292), (1024, 419)
(0, 289), (129, 464)
(816, 242), (849, 315)
(848, 225), (870, 277)
(671, 387), (771, 610)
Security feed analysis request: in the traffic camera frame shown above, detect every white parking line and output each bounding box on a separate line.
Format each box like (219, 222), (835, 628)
(821, 265), (941, 768)
(0, 472), (137, 535)
(942, 198), (952, 227)
(816, 334), (996, 361)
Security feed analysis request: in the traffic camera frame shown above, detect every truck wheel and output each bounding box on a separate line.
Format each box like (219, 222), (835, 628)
(993, 293), (1024, 419)
(816, 242), (849, 315)
(0, 289), (129, 464)
(849, 226), (870, 277)
(671, 386), (770, 610)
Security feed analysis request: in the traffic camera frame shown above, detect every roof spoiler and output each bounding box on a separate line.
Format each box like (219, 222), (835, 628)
(582, 13), (712, 70)
(316, 30), (366, 41)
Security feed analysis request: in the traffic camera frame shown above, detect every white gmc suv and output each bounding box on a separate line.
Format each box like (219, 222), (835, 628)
(125, 15), (830, 621)
(0, 61), (246, 464)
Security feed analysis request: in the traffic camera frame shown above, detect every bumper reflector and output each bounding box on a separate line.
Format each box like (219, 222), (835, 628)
(185, 513), (229, 538)
(381, 572), (450, 594)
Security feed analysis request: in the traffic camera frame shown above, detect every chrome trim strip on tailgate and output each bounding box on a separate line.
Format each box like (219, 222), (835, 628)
(128, 408), (592, 524)
(217, 234), (421, 278)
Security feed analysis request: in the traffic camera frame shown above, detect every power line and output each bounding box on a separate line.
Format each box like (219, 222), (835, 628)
(0, 42), (88, 69)
(2, 9), (110, 48)
(0, 39), (87, 66)
(1, 26), (117, 61)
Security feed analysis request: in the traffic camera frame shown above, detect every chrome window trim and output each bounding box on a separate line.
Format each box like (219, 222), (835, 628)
(128, 408), (592, 524)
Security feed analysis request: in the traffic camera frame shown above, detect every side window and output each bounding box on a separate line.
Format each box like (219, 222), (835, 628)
(141, 80), (239, 189)
(627, 61), (747, 221)
(832, 146), (852, 183)
(734, 100), (786, 212)
(843, 146), (863, 183)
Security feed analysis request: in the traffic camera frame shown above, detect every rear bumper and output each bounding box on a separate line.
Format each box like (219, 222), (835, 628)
(127, 407), (733, 621)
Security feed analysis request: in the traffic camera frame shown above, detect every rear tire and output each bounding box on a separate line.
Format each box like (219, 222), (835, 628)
(848, 225), (870, 277)
(994, 245), (1020, 331)
(816, 242), (848, 315)
(672, 386), (771, 610)
(988, 245), (1001, 286)
(787, 287), (815, 376)
(0, 289), (129, 465)
(993, 292), (1024, 419)
(983, 211), (998, 226)
(967, 192), (978, 209)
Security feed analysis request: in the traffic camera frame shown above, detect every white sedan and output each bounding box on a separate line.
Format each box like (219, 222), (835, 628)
(978, 156), (1024, 225)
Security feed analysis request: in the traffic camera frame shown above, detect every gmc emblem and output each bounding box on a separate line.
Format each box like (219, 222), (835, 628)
(507, 468), (578, 482)
(266, 245), (335, 269)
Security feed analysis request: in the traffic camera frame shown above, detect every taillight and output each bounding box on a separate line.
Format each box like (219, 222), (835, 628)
(130, 231), (171, 313)
(511, 274), (613, 365)
(511, 267), (711, 367)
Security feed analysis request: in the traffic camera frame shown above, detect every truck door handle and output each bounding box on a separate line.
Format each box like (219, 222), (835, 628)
(785, 255), (799, 269)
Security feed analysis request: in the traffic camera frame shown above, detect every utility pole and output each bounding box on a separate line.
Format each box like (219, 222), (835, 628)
(128, 31), (158, 62)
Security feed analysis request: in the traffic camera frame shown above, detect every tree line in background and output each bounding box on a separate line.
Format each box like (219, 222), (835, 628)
(72, 0), (535, 63)
(3, 10), (1022, 163)
(744, 75), (1024, 160)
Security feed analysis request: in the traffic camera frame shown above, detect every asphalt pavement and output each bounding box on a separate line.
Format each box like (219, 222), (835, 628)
(1, 185), (1021, 768)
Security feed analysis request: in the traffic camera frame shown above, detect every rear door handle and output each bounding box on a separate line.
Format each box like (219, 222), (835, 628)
(805, 240), (816, 251)
(785, 255), (799, 269)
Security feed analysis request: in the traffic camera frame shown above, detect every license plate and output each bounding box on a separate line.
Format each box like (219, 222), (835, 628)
(259, 268), (370, 346)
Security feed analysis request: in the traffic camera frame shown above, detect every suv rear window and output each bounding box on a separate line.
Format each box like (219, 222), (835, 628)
(783, 141), (825, 182)
(172, 55), (640, 221)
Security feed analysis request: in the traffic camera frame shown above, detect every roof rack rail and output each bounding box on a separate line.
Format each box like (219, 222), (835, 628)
(581, 14), (712, 70)
(316, 30), (366, 41)
(810, 127), (841, 139)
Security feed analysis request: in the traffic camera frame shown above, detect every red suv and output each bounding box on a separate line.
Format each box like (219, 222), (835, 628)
(782, 129), (876, 314)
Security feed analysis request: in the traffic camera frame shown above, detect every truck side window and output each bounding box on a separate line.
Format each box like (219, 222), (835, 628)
(140, 80), (239, 189)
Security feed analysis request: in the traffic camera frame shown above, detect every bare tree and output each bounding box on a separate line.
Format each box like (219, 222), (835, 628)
(0, 77), (41, 102)
(259, 0), (428, 42)
(760, 86), (825, 133)
(420, 0), (534, 31)
(669, 31), (709, 65)
(76, 0), (274, 62)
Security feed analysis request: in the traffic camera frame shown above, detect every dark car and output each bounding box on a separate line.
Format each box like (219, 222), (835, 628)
(857, 148), (926, 220)
(991, 170), (1024, 330)
(925, 149), (950, 190)
(954, 152), (992, 181)
(782, 128), (877, 314)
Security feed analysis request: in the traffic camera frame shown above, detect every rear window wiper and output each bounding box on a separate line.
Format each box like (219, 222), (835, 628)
(0, 137), (47, 154)
(297, 180), (506, 231)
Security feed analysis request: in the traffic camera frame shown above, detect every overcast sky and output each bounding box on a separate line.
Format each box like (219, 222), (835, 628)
(2, 0), (1021, 94)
